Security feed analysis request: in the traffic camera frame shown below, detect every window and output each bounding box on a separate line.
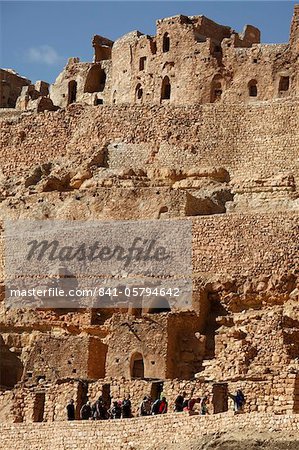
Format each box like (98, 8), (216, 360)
(248, 79), (258, 97)
(135, 83), (143, 101)
(161, 76), (171, 100)
(84, 65), (106, 93)
(67, 80), (77, 105)
(139, 57), (146, 71)
(162, 33), (170, 53)
(150, 41), (157, 55)
(131, 353), (144, 379)
(279, 76), (289, 92)
(210, 75), (224, 103)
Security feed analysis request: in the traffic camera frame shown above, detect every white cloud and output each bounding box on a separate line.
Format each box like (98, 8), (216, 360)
(26, 45), (63, 65)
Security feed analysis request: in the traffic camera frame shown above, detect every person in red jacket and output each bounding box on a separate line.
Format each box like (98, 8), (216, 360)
(159, 397), (168, 414)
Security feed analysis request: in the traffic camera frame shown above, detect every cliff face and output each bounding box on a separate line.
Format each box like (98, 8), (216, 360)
(0, 97), (298, 424)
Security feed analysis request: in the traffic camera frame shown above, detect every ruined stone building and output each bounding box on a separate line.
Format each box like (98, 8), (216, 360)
(2, 6), (299, 111)
(0, 5), (299, 449)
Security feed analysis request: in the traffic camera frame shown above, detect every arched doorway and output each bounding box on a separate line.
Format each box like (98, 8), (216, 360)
(68, 80), (77, 104)
(148, 296), (171, 314)
(84, 65), (106, 93)
(248, 79), (258, 97)
(131, 352), (144, 379)
(161, 76), (171, 101)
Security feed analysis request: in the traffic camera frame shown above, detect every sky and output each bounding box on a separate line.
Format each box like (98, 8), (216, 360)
(0, 1), (297, 84)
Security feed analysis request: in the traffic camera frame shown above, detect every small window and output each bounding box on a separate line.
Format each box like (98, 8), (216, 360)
(67, 80), (77, 105)
(161, 76), (171, 100)
(131, 353), (144, 379)
(151, 41), (157, 55)
(248, 79), (258, 97)
(210, 75), (224, 103)
(135, 83), (143, 101)
(279, 76), (289, 92)
(162, 33), (170, 53)
(139, 57), (146, 71)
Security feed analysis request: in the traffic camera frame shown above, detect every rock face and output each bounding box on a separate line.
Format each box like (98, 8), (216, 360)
(0, 8), (299, 450)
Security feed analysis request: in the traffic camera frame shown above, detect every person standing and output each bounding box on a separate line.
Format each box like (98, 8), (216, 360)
(174, 394), (184, 412)
(66, 399), (75, 421)
(200, 396), (209, 415)
(80, 401), (92, 420)
(122, 395), (132, 418)
(229, 389), (245, 413)
(158, 396), (168, 414)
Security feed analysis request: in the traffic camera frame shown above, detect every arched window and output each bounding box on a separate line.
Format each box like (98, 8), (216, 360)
(84, 65), (106, 93)
(68, 80), (77, 105)
(131, 352), (144, 379)
(210, 75), (223, 103)
(248, 79), (258, 97)
(161, 76), (171, 101)
(148, 296), (171, 314)
(135, 83), (143, 102)
(162, 33), (170, 53)
(279, 76), (289, 92)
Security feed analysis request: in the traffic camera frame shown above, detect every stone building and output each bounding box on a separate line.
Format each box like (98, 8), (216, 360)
(0, 5), (299, 437)
(47, 7), (299, 108)
(0, 69), (31, 108)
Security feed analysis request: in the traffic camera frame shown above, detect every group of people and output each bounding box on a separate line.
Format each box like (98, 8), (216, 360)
(67, 395), (133, 421)
(66, 389), (245, 421)
(174, 393), (209, 415)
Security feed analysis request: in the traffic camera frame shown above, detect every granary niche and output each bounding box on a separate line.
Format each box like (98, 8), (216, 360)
(210, 74), (224, 103)
(162, 32), (170, 52)
(84, 65), (106, 93)
(278, 75), (290, 95)
(130, 352), (145, 379)
(161, 75), (171, 101)
(248, 79), (258, 97)
(135, 83), (143, 102)
(67, 80), (77, 104)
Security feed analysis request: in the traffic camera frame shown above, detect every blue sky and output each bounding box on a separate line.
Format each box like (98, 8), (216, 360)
(0, 1), (297, 83)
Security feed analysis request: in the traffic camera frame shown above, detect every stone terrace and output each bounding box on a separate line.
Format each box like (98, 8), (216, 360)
(0, 412), (299, 450)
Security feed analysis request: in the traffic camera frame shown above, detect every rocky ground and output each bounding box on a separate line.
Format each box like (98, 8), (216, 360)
(171, 431), (299, 450)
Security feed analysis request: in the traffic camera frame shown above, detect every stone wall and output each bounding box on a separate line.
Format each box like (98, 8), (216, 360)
(0, 70), (31, 108)
(192, 212), (299, 280)
(0, 100), (298, 182)
(0, 412), (299, 450)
